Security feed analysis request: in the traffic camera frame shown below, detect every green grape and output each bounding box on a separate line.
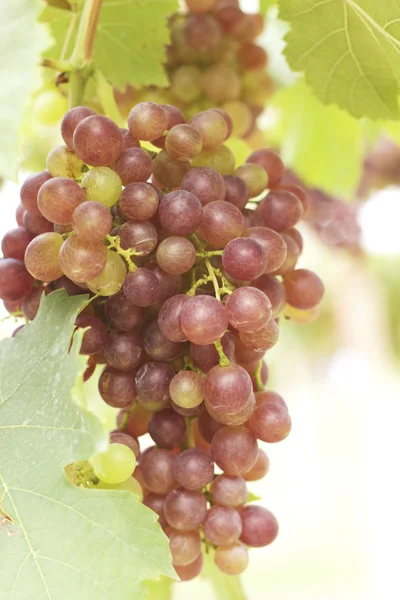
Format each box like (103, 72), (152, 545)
(33, 90), (68, 127)
(81, 167), (122, 208)
(191, 145), (235, 175)
(170, 65), (203, 103)
(46, 145), (85, 179)
(96, 475), (143, 500)
(86, 250), (127, 296)
(90, 443), (136, 484)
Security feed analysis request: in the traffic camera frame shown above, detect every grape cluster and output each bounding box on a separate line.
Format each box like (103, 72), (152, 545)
(117, 0), (273, 144)
(0, 100), (324, 580)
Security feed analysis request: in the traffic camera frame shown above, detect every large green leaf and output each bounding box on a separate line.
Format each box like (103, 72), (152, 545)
(0, 290), (174, 600)
(268, 79), (364, 197)
(202, 551), (247, 600)
(0, 0), (52, 180)
(279, 0), (400, 120)
(42, 0), (179, 90)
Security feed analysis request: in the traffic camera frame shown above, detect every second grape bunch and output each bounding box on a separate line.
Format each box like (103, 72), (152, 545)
(0, 98), (324, 580)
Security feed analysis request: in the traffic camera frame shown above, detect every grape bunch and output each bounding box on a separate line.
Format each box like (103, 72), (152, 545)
(0, 100), (324, 580)
(117, 0), (273, 144)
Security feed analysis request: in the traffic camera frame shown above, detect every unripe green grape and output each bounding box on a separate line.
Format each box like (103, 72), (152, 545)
(235, 163), (268, 197)
(170, 65), (203, 103)
(191, 145), (235, 175)
(86, 250), (127, 296)
(96, 476), (143, 500)
(46, 145), (85, 179)
(81, 167), (122, 208)
(90, 443), (136, 484)
(33, 90), (68, 127)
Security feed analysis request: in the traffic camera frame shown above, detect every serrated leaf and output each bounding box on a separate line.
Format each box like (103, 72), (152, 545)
(0, 0), (52, 180)
(0, 290), (174, 600)
(279, 0), (400, 120)
(42, 0), (179, 90)
(268, 79), (364, 197)
(202, 551), (247, 600)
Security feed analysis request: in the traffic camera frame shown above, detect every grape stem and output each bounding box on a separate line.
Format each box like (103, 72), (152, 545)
(214, 339), (230, 367)
(205, 258), (220, 300)
(254, 360), (264, 391)
(105, 234), (138, 272)
(186, 418), (195, 448)
(195, 250), (223, 258)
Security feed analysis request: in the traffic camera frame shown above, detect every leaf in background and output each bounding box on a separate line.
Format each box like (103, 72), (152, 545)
(0, 290), (174, 600)
(145, 577), (174, 600)
(42, 0), (179, 90)
(279, 0), (400, 120)
(202, 551), (248, 600)
(267, 79), (364, 198)
(0, 0), (52, 180)
(260, 0), (276, 12)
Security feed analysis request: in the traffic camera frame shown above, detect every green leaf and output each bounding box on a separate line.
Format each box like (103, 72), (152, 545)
(0, 290), (174, 600)
(42, 0), (179, 90)
(279, 0), (400, 120)
(260, 0), (276, 12)
(268, 79), (364, 197)
(0, 0), (52, 180)
(202, 551), (247, 600)
(145, 577), (174, 600)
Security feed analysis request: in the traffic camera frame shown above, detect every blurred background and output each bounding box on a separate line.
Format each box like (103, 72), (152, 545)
(2, 0), (400, 599)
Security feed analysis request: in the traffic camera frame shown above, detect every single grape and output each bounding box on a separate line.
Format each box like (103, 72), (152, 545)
(167, 528), (202, 567)
(1, 227), (34, 260)
(22, 210), (53, 236)
(143, 320), (185, 361)
(169, 370), (204, 409)
(59, 235), (107, 282)
(105, 292), (145, 331)
(170, 65), (203, 104)
(153, 150), (190, 189)
(91, 443), (136, 485)
(253, 274), (286, 317)
(76, 314), (108, 355)
(20, 171), (52, 213)
(119, 220), (158, 256)
(207, 390), (255, 426)
(191, 145), (235, 176)
(284, 227), (304, 253)
(225, 287), (272, 333)
(277, 183), (311, 214)
(113, 148), (153, 186)
(190, 110), (228, 150)
(202, 64), (241, 103)
(238, 42), (268, 69)
(24, 232), (64, 281)
(248, 401), (291, 443)
(86, 250), (126, 296)
(222, 237), (268, 281)
(141, 449), (176, 494)
(259, 189), (303, 231)
(119, 183), (159, 221)
(221, 100), (253, 137)
(247, 149), (285, 188)
(223, 175), (249, 210)
(124, 403), (152, 438)
(185, 13), (222, 52)
(148, 408), (187, 449)
(135, 362), (174, 411)
(235, 163), (268, 197)
(283, 269), (324, 309)
(181, 167), (226, 206)
(37, 177), (85, 224)
(203, 505), (242, 546)
(159, 190), (203, 236)
(211, 425), (258, 475)
(179, 295), (228, 345)
(204, 363), (253, 421)
(156, 237), (196, 275)
(61, 106), (96, 149)
(81, 167), (123, 208)
(243, 448), (270, 481)
(165, 124), (203, 161)
(240, 505), (279, 547)
(104, 330), (143, 371)
(173, 448), (214, 491)
(198, 201), (244, 248)
(174, 553), (204, 581)
(164, 488), (207, 530)
(73, 115), (123, 166)
(211, 108), (233, 137)
(210, 474), (248, 508)
(109, 431), (140, 460)
(255, 390), (288, 410)
(244, 226), (287, 273)
(190, 332), (235, 372)
(274, 233), (301, 276)
(0, 258), (34, 301)
(123, 268), (160, 307)
(214, 543), (249, 575)
(72, 201), (112, 242)
(239, 318), (279, 352)
(98, 367), (136, 409)
(46, 145), (85, 179)
(158, 294), (189, 342)
(128, 102), (168, 141)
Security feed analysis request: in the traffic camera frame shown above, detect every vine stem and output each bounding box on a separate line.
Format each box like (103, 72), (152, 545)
(205, 258), (220, 301)
(254, 360), (264, 391)
(214, 339), (230, 367)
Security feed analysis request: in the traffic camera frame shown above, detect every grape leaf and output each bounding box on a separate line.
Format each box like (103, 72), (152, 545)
(42, 0), (179, 90)
(279, 0), (400, 120)
(202, 551), (247, 600)
(0, 0), (52, 180)
(268, 79), (364, 197)
(0, 290), (174, 600)
(145, 577), (174, 600)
